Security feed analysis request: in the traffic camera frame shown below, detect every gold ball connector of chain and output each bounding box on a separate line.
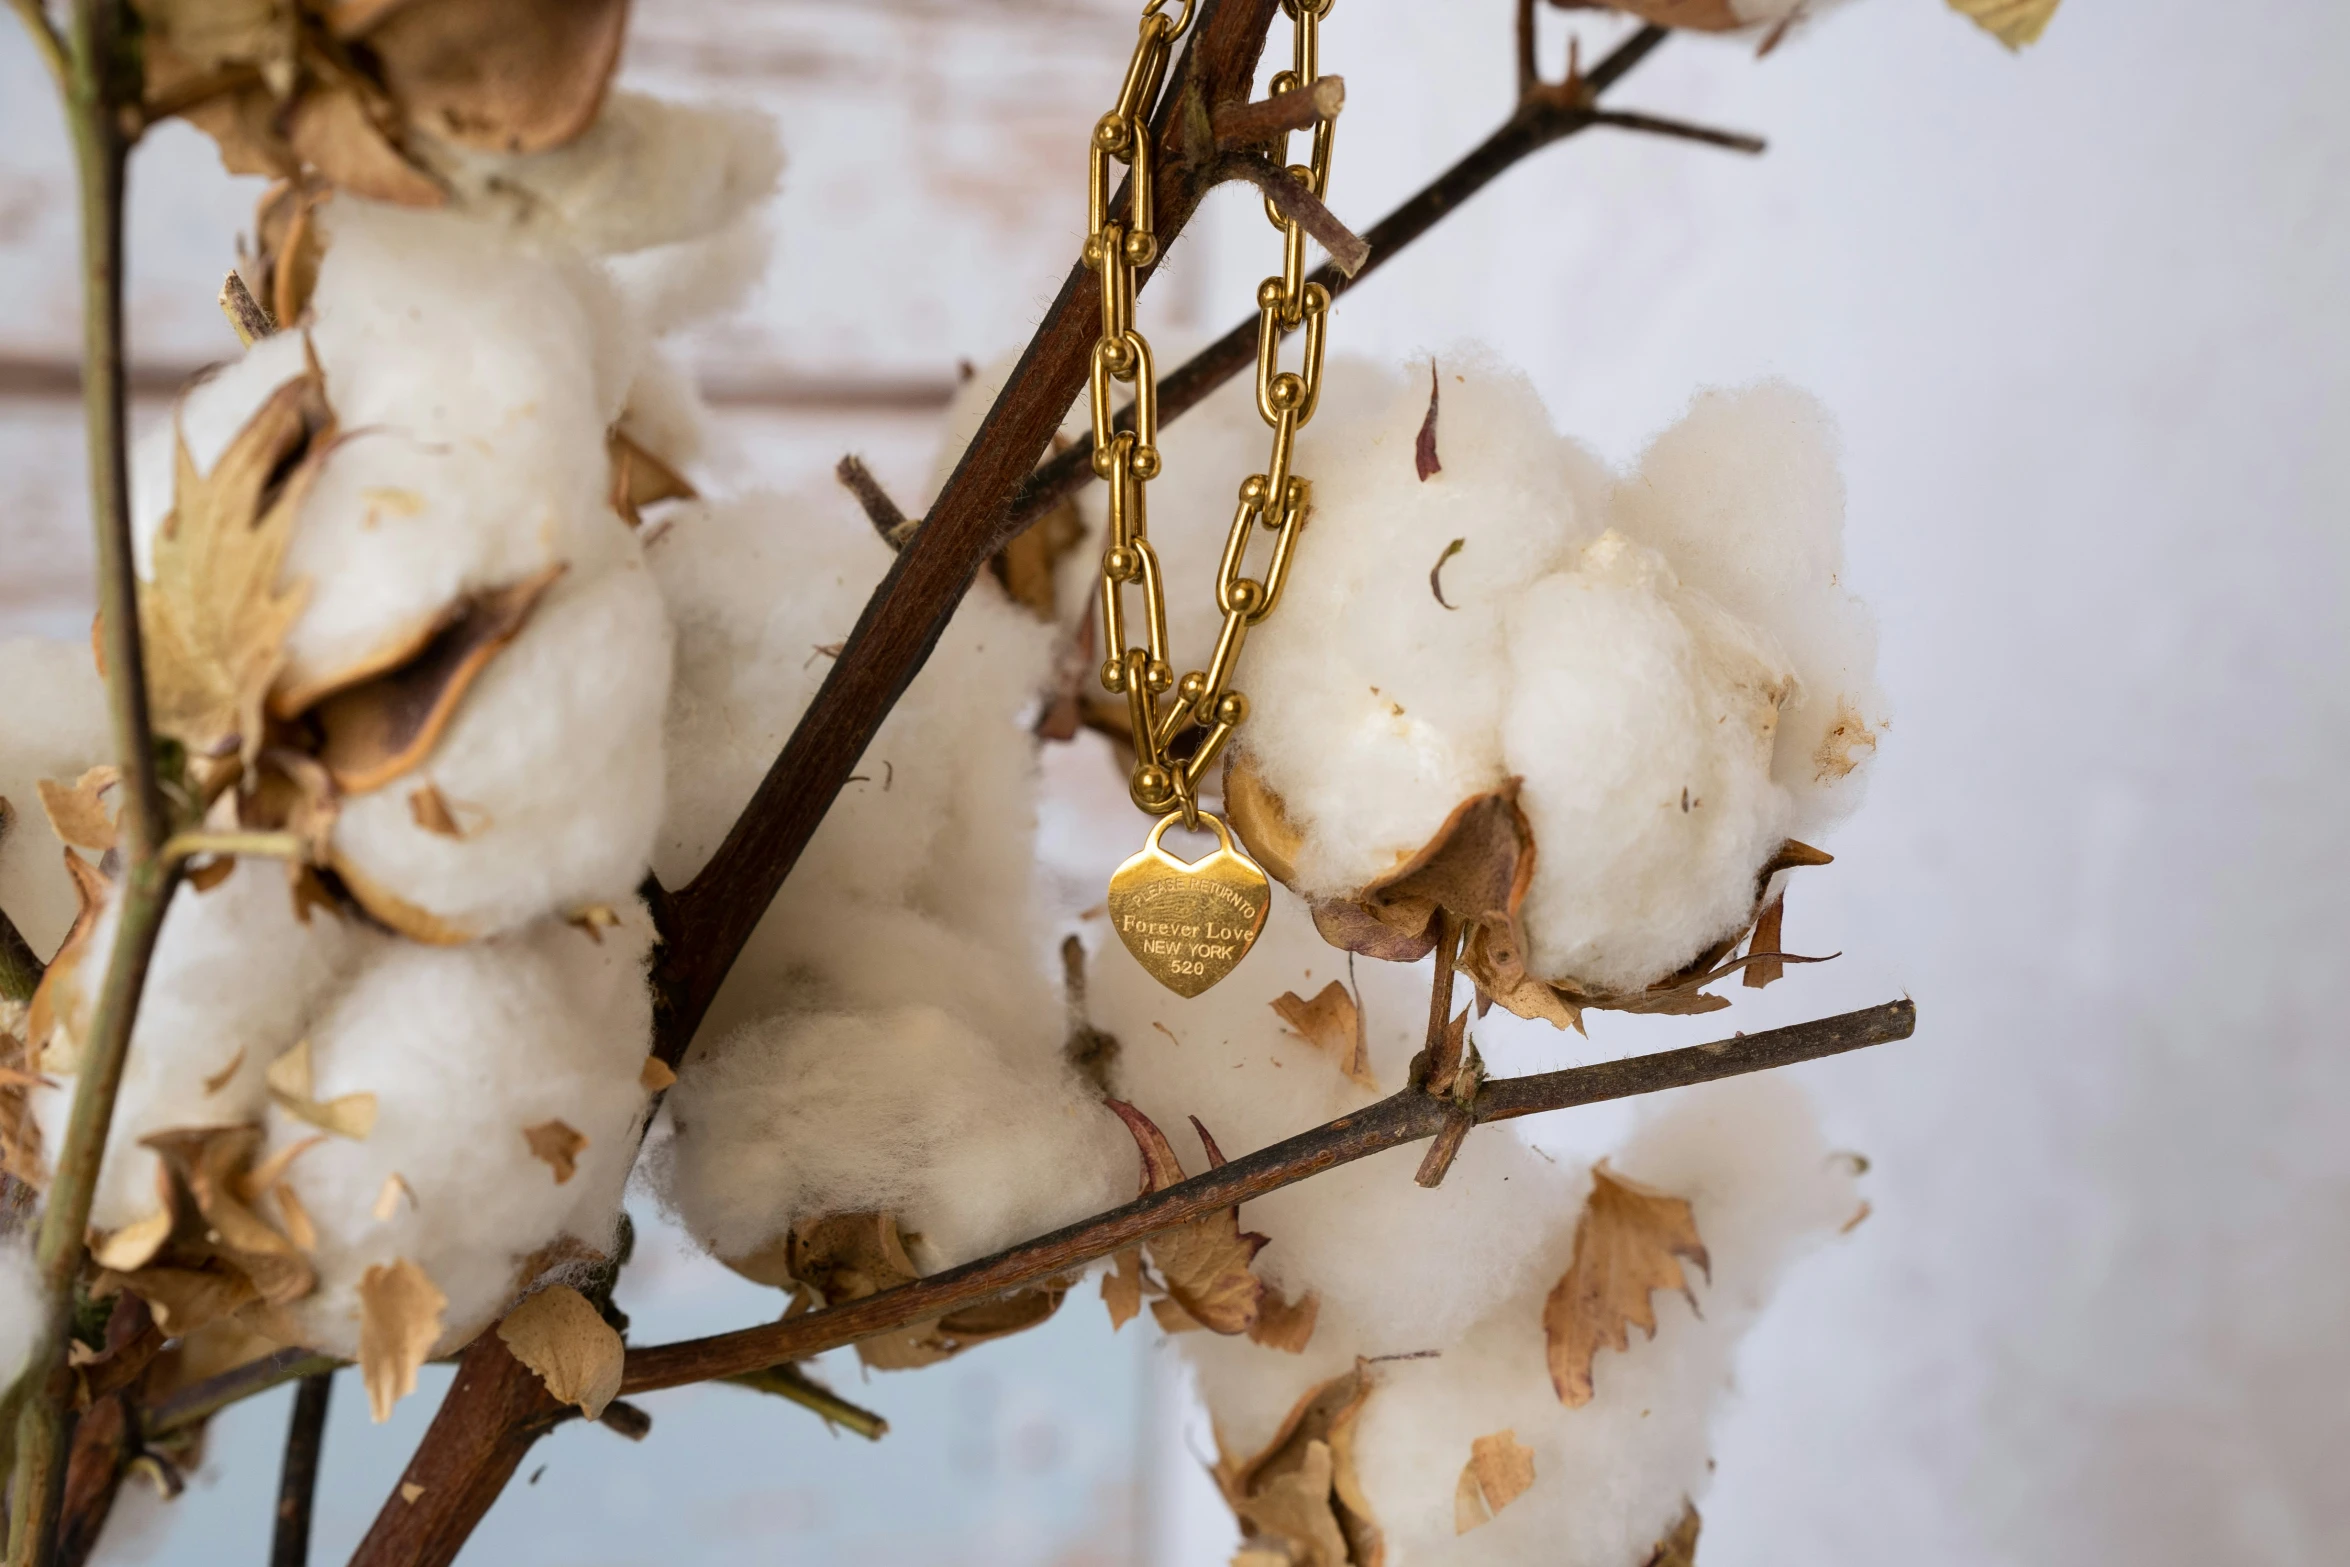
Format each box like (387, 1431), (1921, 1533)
(1177, 671), (1209, 704)
(1130, 446), (1161, 480)
(1103, 545), (1139, 580)
(1268, 372), (1305, 412)
(1238, 474), (1270, 506)
(1131, 765), (1175, 810)
(1124, 231), (1157, 267)
(1101, 658), (1129, 693)
(1145, 659), (1175, 694)
(1094, 114), (1130, 152)
(1213, 691), (1250, 726)
(1227, 579), (1266, 615)
(1257, 278), (1289, 313)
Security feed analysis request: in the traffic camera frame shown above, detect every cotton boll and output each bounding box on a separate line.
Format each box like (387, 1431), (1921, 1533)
(0, 637), (109, 957)
(1503, 532), (1794, 995)
(1094, 889), (1565, 1345)
(1335, 1075), (1858, 1566)
(607, 214), (774, 342)
(1612, 382), (1885, 834)
(660, 1000), (1132, 1276)
(329, 558), (671, 939)
(1237, 353), (1609, 897)
(434, 93), (783, 260)
(273, 907), (655, 1358)
(30, 864), (364, 1232)
(648, 487), (1053, 915)
(0, 1231), (38, 1388)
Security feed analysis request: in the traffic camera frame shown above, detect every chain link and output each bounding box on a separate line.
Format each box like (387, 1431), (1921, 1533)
(1090, 0), (1338, 829)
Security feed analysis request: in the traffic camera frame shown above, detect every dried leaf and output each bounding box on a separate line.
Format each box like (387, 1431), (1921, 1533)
(310, 563), (564, 794)
(990, 460), (1088, 620)
(1946, 0), (2060, 49)
(358, 1258), (446, 1421)
(265, 1040), (377, 1139)
(93, 1211), (175, 1274)
(1249, 1288), (1319, 1354)
(607, 428), (696, 529)
(1272, 983), (1376, 1092)
(285, 81), (444, 206)
(1643, 1501), (1703, 1567)
(1428, 537), (1464, 610)
(200, 1047), (246, 1097)
(1415, 360), (1442, 481)
(1216, 1361), (1382, 1567)
(638, 1056), (676, 1094)
(363, 0), (628, 154)
(1743, 895), (1786, 989)
(373, 1171), (417, 1221)
(497, 1284), (624, 1420)
(399, 1482), (425, 1504)
(406, 782), (463, 837)
(327, 852), (475, 945)
(273, 1182), (318, 1251)
(27, 850), (110, 1063)
(1543, 1165), (1710, 1408)
(97, 1264), (254, 1337)
(1106, 1100), (1268, 1336)
(140, 368), (333, 772)
(1813, 695), (1881, 782)
(250, 179), (329, 328)
(1103, 1247), (1145, 1332)
(1222, 752), (1303, 889)
(566, 904), (619, 943)
(1453, 1430), (1535, 1534)
(37, 767), (118, 853)
(237, 1131), (324, 1200)
(522, 1119), (587, 1184)
(775, 1212), (1066, 1370)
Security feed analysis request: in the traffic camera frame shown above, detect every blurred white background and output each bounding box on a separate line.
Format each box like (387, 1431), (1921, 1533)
(4, 0), (2347, 1562)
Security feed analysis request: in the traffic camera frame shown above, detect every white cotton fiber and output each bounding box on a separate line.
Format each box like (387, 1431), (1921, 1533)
(660, 999), (1132, 1276)
(31, 862), (364, 1233)
(1612, 382), (1886, 833)
(1503, 533), (1793, 995)
(1183, 1074), (1860, 1566)
(1192, 350), (1879, 994)
(0, 637), (109, 957)
(1235, 353), (1611, 897)
(272, 905), (655, 1358)
(0, 1231), (38, 1389)
(329, 557), (672, 938)
(647, 486), (1053, 930)
(432, 92), (783, 260)
(1094, 884), (1565, 1349)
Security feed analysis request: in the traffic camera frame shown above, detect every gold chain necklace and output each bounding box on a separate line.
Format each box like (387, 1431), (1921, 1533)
(1091, 0), (1338, 996)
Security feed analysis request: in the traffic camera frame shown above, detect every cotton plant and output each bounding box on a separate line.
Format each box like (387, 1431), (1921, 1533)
(0, 0), (2057, 1560)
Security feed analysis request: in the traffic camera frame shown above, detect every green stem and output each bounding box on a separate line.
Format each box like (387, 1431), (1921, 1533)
(7, 3), (175, 1563)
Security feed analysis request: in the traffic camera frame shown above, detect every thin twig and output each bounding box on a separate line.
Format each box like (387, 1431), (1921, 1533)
(1213, 75), (1344, 148)
(269, 1373), (332, 1567)
(1005, 24), (1680, 537)
(1586, 108), (1767, 154)
(3, 0), (68, 93)
(835, 455), (917, 551)
(1209, 152), (1371, 275)
(620, 1001), (1915, 1395)
(142, 1350), (341, 1440)
(10, 1), (179, 1559)
(725, 1363), (890, 1441)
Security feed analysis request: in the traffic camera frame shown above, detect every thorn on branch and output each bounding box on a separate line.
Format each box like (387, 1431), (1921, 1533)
(594, 1401), (652, 1442)
(724, 1363), (889, 1441)
(1586, 108), (1766, 156)
(1211, 153), (1372, 276)
(1213, 75), (1345, 150)
(835, 454), (918, 551)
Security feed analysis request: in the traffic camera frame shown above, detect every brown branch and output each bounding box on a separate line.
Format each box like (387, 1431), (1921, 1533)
(1213, 75), (1344, 149)
(346, 1334), (563, 1567)
(142, 1349), (339, 1439)
(1004, 23), (1676, 538)
(639, 0), (1285, 1081)
(620, 1000), (1914, 1395)
(1586, 108), (1767, 154)
(1209, 152), (1371, 275)
(269, 1373), (332, 1567)
(835, 454), (917, 551)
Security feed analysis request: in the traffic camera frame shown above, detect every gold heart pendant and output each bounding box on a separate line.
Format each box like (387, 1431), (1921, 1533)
(1107, 811), (1271, 997)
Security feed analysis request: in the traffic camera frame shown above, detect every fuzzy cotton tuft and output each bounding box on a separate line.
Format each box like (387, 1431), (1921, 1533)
(271, 905), (656, 1358)
(1184, 1074), (1860, 1566)
(0, 1231), (39, 1390)
(1172, 349), (1879, 994)
(0, 638), (109, 957)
